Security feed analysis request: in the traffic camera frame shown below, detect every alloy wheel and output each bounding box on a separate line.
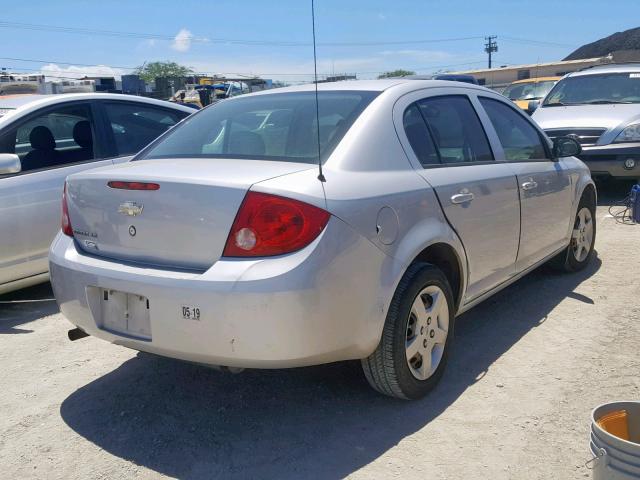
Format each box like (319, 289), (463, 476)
(405, 285), (449, 381)
(572, 207), (594, 262)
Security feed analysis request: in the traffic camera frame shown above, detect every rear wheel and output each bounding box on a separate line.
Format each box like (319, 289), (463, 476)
(362, 263), (454, 399)
(551, 195), (596, 272)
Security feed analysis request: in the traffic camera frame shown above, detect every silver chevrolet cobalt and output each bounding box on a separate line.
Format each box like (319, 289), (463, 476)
(50, 80), (596, 399)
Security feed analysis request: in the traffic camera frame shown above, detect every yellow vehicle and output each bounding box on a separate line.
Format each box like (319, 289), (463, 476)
(502, 77), (561, 112)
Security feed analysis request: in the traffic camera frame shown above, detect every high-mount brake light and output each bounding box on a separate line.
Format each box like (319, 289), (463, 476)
(61, 182), (73, 237)
(222, 192), (330, 257)
(107, 181), (160, 191)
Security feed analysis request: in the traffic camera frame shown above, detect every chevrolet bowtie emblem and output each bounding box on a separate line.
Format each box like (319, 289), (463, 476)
(118, 201), (144, 216)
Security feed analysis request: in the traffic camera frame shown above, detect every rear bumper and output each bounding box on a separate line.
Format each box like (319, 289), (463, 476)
(579, 143), (640, 178)
(49, 217), (395, 368)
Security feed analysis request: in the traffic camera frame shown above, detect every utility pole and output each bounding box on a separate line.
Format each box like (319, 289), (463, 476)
(484, 36), (498, 69)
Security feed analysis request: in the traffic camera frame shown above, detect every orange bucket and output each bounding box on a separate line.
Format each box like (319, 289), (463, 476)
(598, 410), (630, 441)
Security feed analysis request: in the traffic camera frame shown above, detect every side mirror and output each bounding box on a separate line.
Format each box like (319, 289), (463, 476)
(0, 153), (21, 175)
(552, 136), (582, 158)
(527, 100), (540, 114)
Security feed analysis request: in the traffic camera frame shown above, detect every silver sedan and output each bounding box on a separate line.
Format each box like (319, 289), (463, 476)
(49, 80), (596, 399)
(0, 93), (193, 294)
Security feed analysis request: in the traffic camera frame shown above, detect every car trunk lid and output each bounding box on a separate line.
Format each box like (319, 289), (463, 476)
(65, 158), (314, 270)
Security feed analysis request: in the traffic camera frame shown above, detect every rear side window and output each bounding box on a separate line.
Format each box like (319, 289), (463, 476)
(402, 104), (439, 166)
(416, 96), (493, 164)
(479, 97), (549, 161)
(140, 91), (379, 164)
(103, 103), (188, 156)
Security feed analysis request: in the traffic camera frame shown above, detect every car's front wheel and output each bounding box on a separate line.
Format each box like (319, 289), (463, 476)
(551, 194), (596, 272)
(362, 263), (455, 399)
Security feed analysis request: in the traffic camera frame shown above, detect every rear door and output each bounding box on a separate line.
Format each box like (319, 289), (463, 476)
(97, 101), (189, 159)
(0, 100), (111, 286)
(477, 96), (572, 271)
(400, 91), (521, 301)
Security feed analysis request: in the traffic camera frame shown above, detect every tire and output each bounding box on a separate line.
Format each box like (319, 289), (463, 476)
(550, 194), (596, 272)
(361, 263), (455, 400)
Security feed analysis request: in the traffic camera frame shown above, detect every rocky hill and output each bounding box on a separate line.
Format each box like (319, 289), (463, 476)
(564, 27), (640, 60)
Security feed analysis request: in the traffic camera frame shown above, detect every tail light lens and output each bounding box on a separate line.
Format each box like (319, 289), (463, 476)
(222, 192), (330, 257)
(107, 181), (160, 191)
(61, 182), (73, 237)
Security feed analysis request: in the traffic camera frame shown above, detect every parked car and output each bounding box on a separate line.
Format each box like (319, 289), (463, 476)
(404, 74), (479, 85)
(431, 74), (479, 85)
(532, 64), (640, 179)
(501, 76), (561, 113)
(0, 93), (194, 295)
(50, 80), (596, 399)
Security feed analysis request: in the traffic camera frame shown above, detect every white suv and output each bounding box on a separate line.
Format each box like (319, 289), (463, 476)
(533, 63), (640, 179)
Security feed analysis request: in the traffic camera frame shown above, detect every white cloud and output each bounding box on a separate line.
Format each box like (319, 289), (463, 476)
(377, 13), (387, 20)
(171, 28), (193, 52)
(39, 63), (125, 81)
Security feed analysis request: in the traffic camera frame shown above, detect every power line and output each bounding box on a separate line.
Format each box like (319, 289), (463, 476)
(0, 19), (484, 47)
(0, 56), (137, 70)
(0, 20), (581, 50)
(316, 36), (484, 46)
(501, 36), (578, 48)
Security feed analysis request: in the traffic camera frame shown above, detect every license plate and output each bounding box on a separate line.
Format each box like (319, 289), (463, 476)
(181, 305), (201, 321)
(99, 289), (151, 340)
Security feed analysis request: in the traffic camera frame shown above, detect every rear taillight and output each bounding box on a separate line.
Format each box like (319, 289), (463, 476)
(222, 192), (330, 257)
(62, 182), (73, 237)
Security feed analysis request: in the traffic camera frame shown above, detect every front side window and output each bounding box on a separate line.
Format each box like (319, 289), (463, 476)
(103, 103), (188, 156)
(480, 97), (548, 161)
(0, 103), (95, 172)
(140, 91), (379, 164)
(416, 96), (493, 164)
(543, 73), (640, 106)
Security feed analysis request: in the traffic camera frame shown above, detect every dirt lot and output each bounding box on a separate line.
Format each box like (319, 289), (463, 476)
(1, 181), (638, 480)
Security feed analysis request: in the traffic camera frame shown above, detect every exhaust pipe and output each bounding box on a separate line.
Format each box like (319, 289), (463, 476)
(68, 327), (89, 341)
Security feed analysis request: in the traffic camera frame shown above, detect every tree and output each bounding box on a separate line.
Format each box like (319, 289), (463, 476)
(134, 61), (194, 82)
(377, 69), (416, 79)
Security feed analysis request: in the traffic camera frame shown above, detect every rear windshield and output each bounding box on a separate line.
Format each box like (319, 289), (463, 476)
(140, 91), (379, 164)
(543, 73), (640, 106)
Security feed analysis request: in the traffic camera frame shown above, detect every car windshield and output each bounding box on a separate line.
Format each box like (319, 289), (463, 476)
(140, 91), (379, 164)
(543, 73), (640, 106)
(502, 81), (557, 101)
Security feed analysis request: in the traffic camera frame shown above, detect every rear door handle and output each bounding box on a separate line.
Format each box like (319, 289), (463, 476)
(521, 181), (538, 191)
(451, 192), (475, 204)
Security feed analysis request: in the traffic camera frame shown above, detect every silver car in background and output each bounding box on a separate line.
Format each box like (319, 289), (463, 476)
(0, 93), (193, 294)
(50, 80), (596, 399)
(533, 63), (640, 179)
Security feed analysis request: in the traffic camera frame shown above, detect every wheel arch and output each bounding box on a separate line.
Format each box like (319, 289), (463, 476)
(409, 242), (465, 312)
(579, 181), (597, 208)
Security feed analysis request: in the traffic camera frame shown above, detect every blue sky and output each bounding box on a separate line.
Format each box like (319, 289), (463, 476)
(1, 0), (639, 82)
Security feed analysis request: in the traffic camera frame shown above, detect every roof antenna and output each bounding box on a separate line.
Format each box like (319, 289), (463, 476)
(311, 0), (325, 182)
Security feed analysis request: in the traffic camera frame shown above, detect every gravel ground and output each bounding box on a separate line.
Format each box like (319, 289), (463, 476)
(1, 181), (638, 480)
